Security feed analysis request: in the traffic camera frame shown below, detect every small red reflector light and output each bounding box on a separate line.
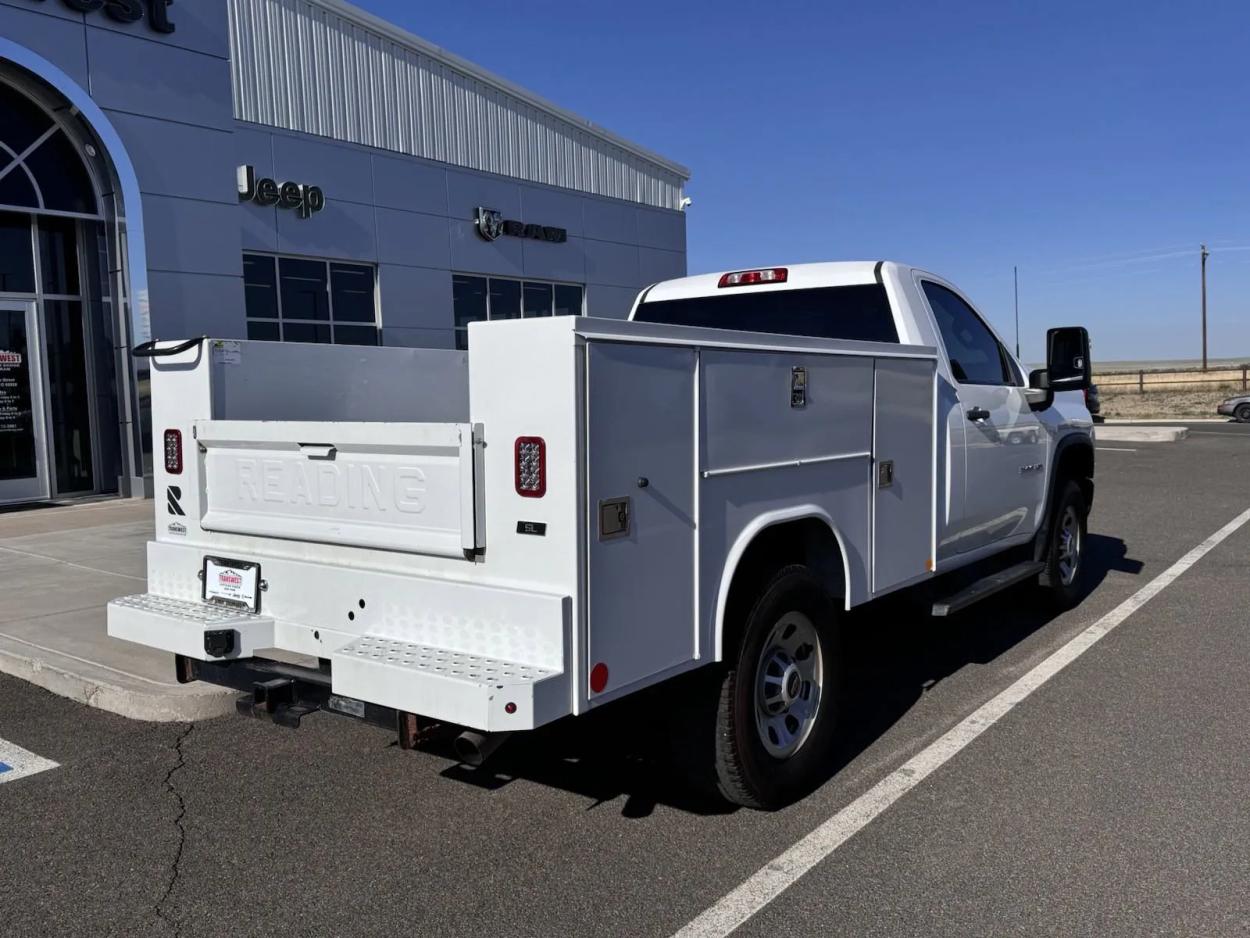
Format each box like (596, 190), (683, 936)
(718, 267), (788, 288)
(515, 437), (546, 498)
(590, 662), (609, 694)
(504, 702), (517, 715)
(164, 429), (183, 474)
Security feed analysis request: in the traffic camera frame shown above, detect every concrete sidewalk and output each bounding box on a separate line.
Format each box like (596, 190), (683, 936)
(0, 499), (236, 722)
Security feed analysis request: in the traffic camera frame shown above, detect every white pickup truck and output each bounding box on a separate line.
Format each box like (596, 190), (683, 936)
(108, 261), (1094, 808)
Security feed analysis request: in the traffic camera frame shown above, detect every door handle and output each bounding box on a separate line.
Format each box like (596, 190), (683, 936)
(966, 406), (991, 422)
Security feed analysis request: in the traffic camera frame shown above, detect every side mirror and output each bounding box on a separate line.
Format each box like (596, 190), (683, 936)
(1046, 326), (1091, 391)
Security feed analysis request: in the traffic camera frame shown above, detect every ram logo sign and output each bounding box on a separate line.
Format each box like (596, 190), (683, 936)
(474, 206), (567, 243)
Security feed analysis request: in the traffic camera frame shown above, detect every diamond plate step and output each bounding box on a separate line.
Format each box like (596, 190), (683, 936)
(107, 594), (275, 660)
(331, 635), (569, 732)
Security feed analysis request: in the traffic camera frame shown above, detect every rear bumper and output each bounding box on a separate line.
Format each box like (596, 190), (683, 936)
(108, 542), (573, 732)
(108, 593), (570, 732)
(1217, 403), (1236, 416)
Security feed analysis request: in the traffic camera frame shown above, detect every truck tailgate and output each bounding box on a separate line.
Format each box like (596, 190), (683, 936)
(195, 420), (482, 557)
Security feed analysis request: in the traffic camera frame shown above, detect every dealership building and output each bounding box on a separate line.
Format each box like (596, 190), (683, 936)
(0, 0), (690, 506)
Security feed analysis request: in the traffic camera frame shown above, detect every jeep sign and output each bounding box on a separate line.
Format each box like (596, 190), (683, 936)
(237, 165), (325, 219)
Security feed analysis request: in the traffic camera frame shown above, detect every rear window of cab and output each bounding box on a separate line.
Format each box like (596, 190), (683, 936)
(633, 284), (899, 344)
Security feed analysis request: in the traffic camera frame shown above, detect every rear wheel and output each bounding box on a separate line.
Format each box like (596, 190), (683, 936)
(1235, 403), (1250, 423)
(1038, 481), (1088, 609)
(713, 565), (841, 809)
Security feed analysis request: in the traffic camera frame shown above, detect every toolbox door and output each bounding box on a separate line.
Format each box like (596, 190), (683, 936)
(585, 342), (697, 699)
(872, 357), (936, 593)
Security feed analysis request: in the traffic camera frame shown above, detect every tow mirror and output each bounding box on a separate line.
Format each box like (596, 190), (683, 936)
(1044, 326), (1091, 391)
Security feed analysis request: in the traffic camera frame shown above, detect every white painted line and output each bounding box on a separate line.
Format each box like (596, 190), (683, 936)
(674, 506), (1250, 938)
(1096, 447), (1137, 452)
(0, 736), (59, 784)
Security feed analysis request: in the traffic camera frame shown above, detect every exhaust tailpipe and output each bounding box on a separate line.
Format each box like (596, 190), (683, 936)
(453, 730), (512, 766)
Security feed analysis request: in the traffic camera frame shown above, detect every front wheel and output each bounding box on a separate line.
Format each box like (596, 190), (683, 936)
(1038, 481), (1088, 609)
(713, 565), (841, 809)
(1235, 403), (1250, 423)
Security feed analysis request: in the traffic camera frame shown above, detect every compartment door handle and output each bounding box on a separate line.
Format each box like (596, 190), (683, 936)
(299, 443), (337, 460)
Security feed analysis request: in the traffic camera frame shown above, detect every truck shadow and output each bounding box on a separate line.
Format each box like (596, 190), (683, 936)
(436, 532), (1141, 818)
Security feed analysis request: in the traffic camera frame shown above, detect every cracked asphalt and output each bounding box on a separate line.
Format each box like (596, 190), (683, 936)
(1, 423), (1249, 936)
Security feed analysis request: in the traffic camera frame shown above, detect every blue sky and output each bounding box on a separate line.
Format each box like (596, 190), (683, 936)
(358, 0), (1249, 363)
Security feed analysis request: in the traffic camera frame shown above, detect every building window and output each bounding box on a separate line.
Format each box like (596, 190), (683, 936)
(0, 80), (99, 217)
(243, 253), (379, 346)
(452, 274), (583, 350)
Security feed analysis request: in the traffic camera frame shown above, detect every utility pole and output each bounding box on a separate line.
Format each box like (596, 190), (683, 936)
(1013, 265), (1020, 359)
(1200, 244), (1209, 371)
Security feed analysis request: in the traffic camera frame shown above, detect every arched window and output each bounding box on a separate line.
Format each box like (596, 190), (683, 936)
(0, 80), (98, 217)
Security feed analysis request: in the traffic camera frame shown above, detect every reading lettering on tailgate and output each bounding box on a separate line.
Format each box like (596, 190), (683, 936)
(235, 459), (428, 514)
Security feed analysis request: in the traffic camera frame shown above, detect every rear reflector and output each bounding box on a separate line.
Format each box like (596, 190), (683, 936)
(718, 267), (788, 288)
(515, 437), (546, 498)
(163, 429), (183, 475)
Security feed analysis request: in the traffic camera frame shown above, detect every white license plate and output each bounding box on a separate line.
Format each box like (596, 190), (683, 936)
(203, 556), (260, 613)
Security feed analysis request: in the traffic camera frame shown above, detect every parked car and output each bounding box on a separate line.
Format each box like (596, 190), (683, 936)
(1217, 393), (1250, 422)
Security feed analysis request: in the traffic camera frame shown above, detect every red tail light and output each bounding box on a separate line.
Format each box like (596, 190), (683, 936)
(164, 429), (183, 474)
(515, 437), (546, 497)
(718, 267), (788, 288)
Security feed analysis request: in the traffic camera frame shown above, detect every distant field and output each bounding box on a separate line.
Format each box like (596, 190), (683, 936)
(1092, 362), (1246, 419)
(1098, 388), (1234, 420)
(1093, 356), (1250, 373)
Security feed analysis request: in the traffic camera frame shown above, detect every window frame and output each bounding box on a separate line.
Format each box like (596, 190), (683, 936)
(452, 273), (584, 350)
(243, 252), (379, 346)
(0, 78), (103, 221)
(919, 279), (1015, 388)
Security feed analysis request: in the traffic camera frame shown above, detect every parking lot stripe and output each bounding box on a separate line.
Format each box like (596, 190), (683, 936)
(0, 737), (59, 785)
(1096, 447), (1137, 452)
(674, 506), (1250, 938)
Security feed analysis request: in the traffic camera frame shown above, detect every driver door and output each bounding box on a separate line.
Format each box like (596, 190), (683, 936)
(921, 281), (1045, 554)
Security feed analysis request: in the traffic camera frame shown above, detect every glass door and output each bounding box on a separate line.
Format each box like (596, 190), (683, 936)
(0, 300), (49, 502)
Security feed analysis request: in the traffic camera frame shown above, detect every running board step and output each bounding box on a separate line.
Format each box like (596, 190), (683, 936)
(931, 561), (1046, 617)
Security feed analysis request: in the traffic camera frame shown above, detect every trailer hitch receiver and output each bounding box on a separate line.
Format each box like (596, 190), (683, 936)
(204, 629), (236, 658)
(236, 677), (316, 728)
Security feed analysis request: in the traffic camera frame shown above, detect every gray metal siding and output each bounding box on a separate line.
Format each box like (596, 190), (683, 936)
(227, 0), (689, 210)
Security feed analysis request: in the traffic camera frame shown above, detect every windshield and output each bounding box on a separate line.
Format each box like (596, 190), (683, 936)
(633, 284), (898, 344)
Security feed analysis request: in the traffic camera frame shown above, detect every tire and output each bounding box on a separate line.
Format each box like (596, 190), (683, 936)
(1235, 403), (1250, 423)
(713, 565), (841, 809)
(1038, 480), (1088, 609)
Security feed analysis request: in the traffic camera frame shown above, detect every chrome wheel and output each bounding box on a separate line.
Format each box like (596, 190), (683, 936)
(1057, 505), (1082, 587)
(754, 612), (823, 759)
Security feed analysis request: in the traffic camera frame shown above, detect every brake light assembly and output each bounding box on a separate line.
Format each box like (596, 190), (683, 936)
(515, 436), (546, 498)
(164, 429), (183, 475)
(718, 267), (788, 288)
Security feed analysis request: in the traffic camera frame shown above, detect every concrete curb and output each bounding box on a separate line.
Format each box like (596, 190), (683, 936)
(0, 644), (238, 723)
(1096, 426), (1189, 443)
(1101, 418), (1227, 425)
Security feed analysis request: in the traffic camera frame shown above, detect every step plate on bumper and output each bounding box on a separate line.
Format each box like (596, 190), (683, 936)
(331, 635), (568, 732)
(107, 594), (275, 661)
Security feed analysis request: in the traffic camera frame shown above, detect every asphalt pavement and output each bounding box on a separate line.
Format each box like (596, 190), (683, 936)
(1, 423), (1248, 937)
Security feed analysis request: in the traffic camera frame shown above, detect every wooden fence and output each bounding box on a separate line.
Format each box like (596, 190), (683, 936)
(1095, 366), (1250, 395)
